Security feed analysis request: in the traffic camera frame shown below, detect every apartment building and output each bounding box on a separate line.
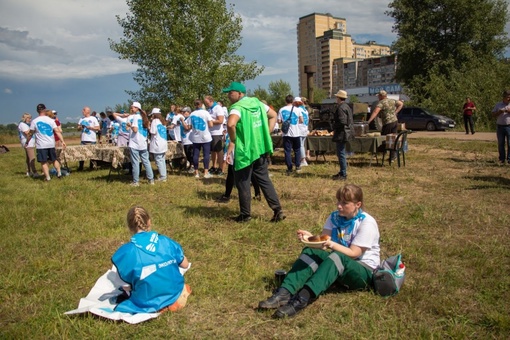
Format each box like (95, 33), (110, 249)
(297, 12), (392, 97)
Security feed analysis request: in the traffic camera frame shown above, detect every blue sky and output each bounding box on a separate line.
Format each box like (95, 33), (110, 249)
(0, 0), (436, 124)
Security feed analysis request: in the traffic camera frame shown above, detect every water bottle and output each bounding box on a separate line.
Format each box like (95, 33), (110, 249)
(395, 263), (405, 276)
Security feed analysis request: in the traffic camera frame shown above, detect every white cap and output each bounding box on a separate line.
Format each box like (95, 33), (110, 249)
(132, 102), (142, 110)
(151, 108), (161, 115)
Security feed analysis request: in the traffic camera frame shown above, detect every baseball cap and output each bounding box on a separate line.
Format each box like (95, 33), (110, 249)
(151, 108), (161, 115)
(36, 103), (46, 112)
(132, 102), (142, 110)
(222, 82), (246, 94)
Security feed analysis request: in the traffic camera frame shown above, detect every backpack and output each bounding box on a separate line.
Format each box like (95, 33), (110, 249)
(372, 253), (405, 297)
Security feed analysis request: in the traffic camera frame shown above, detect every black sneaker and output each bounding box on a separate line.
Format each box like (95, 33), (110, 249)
(270, 210), (286, 223)
(253, 195), (262, 201)
(209, 167), (217, 174)
(215, 195), (231, 203)
(233, 214), (251, 223)
(273, 294), (309, 318)
(285, 169), (292, 176)
(258, 288), (291, 309)
(332, 173), (347, 181)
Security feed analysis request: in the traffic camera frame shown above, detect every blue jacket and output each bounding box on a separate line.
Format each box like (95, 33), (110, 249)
(112, 231), (185, 313)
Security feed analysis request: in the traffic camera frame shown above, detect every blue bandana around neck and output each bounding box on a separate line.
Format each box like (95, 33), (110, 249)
(330, 209), (365, 247)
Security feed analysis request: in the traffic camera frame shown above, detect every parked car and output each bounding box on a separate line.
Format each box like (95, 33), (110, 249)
(398, 107), (456, 131)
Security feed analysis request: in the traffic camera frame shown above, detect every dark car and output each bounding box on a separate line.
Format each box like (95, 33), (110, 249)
(398, 107), (456, 131)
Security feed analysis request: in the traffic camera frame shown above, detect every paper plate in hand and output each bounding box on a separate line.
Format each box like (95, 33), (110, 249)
(301, 235), (329, 249)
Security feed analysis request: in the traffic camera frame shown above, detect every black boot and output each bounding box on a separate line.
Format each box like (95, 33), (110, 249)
(258, 287), (291, 309)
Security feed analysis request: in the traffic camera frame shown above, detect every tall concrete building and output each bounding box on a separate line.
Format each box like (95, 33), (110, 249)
(297, 13), (391, 98)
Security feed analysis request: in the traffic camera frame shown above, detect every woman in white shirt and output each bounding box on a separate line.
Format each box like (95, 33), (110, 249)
(189, 99), (214, 178)
(18, 113), (39, 177)
(149, 108), (168, 182)
(258, 184), (380, 319)
(126, 102), (154, 186)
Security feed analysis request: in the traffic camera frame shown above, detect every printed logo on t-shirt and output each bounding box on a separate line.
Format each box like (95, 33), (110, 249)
(138, 119), (148, 138)
(157, 124), (167, 139)
(283, 110), (299, 125)
(81, 120), (92, 135)
(121, 122), (128, 133)
(36, 121), (54, 136)
(191, 116), (207, 131)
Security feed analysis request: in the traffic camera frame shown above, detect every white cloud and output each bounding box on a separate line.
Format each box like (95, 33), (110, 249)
(4, 88), (12, 94)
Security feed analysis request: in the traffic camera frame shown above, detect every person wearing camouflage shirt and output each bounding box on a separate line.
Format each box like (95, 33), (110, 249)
(367, 90), (403, 135)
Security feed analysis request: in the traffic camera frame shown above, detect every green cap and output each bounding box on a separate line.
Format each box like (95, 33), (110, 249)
(222, 82), (246, 94)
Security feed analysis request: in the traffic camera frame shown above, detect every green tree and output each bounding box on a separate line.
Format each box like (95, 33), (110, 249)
(387, 0), (509, 96)
(414, 58), (510, 129)
(250, 86), (270, 103)
(267, 80), (292, 109)
(113, 103), (131, 114)
(310, 87), (328, 104)
(109, 0), (263, 108)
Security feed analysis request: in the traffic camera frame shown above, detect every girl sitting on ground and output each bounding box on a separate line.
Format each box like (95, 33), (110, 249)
(112, 206), (191, 313)
(258, 184), (380, 318)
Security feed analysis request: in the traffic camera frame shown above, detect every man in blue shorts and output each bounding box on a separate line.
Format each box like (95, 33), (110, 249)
(25, 104), (67, 181)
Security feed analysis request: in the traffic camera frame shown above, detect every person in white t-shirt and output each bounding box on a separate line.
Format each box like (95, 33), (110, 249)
(189, 99), (213, 178)
(278, 95), (304, 175)
(204, 95), (225, 175)
(295, 97), (310, 167)
(258, 184), (380, 319)
(25, 104), (67, 181)
(169, 107), (185, 142)
(149, 108), (168, 182)
(165, 104), (177, 140)
(179, 107), (194, 172)
(18, 112), (39, 177)
(77, 106), (100, 171)
(126, 101), (154, 186)
(113, 109), (130, 147)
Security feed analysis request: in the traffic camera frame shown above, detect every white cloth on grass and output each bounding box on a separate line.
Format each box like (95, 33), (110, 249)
(65, 263), (191, 324)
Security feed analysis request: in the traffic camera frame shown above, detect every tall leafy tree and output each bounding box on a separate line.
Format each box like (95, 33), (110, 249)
(267, 80), (292, 109)
(109, 0), (263, 108)
(387, 0), (509, 93)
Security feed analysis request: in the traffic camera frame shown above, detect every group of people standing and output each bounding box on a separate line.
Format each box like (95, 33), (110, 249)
(18, 103), (67, 181)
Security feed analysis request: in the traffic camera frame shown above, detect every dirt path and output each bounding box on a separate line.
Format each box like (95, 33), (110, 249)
(407, 131), (496, 142)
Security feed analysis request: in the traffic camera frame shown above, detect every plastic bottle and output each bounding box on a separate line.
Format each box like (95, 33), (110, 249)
(395, 263), (405, 276)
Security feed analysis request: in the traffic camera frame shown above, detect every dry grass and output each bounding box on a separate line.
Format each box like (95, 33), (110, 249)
(0, 136), (509, 339)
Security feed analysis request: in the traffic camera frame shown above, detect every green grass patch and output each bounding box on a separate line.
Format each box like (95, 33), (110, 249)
(0, 138), (509, 338)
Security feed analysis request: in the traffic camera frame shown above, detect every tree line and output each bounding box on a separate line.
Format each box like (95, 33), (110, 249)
(388, 0), (510, 129)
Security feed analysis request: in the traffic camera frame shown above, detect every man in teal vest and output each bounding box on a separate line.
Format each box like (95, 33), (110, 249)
(223, 82), (285, 223)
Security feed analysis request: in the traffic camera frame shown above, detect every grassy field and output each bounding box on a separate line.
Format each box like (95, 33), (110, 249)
(0, 137), (509, 339)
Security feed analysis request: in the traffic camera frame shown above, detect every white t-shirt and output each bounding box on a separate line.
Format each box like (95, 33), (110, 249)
(149, 119), (168, 154)
(78, 116), (99, 143)
(323, 211), (380, 269)
(30, 115), (57, 149)
(278, 104), (303, 137)
(128, 114), (148, 150)
(181, 116), (192, 145)
(299, 105), (310, 137)
(189, 109), (213, 144)
(18, 121), (35, 147)
(208, 103), (225, 136)
(171, 114), (185, 142)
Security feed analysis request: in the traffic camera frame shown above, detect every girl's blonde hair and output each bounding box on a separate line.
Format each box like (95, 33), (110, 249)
(21, 113), (31, 122)
(336, 184), (364, 208)
(127, 206), (151, 233)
